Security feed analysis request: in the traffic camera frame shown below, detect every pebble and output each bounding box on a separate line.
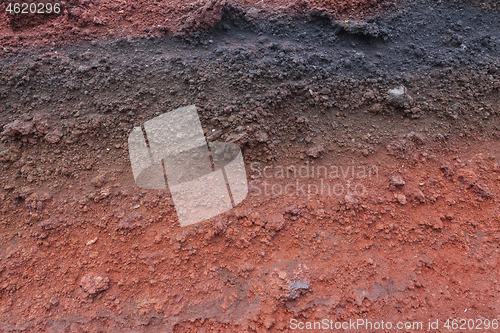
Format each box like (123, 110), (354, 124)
(390, 176), (406, 187)
(265, 214), (285, 231)
(394, 193), (407, 205)
(45, 129), (63, 144)
(80, 273), (110, 295)
(305, 144), (325, 158)
(40, 218), (61, 230)
(386, 86), (412, 109)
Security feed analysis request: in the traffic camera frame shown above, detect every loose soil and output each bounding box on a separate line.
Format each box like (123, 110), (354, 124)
(0, 0), (499, 332)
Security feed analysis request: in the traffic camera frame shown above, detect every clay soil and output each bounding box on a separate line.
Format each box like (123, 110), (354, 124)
(1, 0), (500, 332)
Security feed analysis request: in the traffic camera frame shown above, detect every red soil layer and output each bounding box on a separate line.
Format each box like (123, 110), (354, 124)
(1, 136), (500, 331)
(0, 0), (396, 47)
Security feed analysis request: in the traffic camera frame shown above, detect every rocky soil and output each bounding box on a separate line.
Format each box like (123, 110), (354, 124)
(0, 0), (499, 331)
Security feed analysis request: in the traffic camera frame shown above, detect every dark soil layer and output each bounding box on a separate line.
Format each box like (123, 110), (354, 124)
(0, 0), (499, 332)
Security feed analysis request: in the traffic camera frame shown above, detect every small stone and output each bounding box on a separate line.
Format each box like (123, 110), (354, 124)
(370, 103), (383, 113)
(86, 237), (98, 246)
(32, 113), (51, 134)
(117, 213), (142, 229)
(214, 220), (226, 234)
(394, 193), (407, 205)
(91, 173), (108, 188)
(412, 188), (426, 203)
(306, 144), (325, 158)
(432, 218), (443, 230)
(389, 176), (406, 187)
(207, 129), (222, 141)
(296, 116), (307, 124)
(80, 273), (109, 295)
(386, 86), (412, 109)
(265, 214), (285, 231)
(45, 129), (63, 144)
(40, 218), (61, 230)
(69, 323), (84, 333)
(1, 119), (34, 136)
(407, 131), (426, 145)
(456, 168), (477, 187)
(225, 133), (246, 143)
(440, 164), (454, 177)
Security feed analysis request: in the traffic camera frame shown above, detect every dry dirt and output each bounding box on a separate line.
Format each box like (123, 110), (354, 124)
(0, 0), (500, 332)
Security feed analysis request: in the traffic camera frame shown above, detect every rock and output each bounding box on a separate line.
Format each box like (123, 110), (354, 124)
(386, 86), (412, 108)
(254, 130), (269, 143)
(91, 173), (108, 188)
(411, 188), (426, 203)
(80, 273), (109, 295)
(69, 7), (83, 18)
(1, 119), (34, 136)
(179, 0), (228, 33)
(306, 144), (325, 158)
(410, 107), (421, 115)
(245, 7), (260, 21)
(370, 103), (383, 113)
(12, 187), (33, 200)
(389, 176), (405, 187)
(265, 214), (285, 231)
(45, 129), (63, 144)
(345, 194), (356, 205)
(432, 218), (443, 230)
(456, 168), (476, 187)
(117, 213), (142, 229)
(206, 129), (222, 141)
(407, 131), (426, 145)
(40, 218), (61, 230)
(286, 280), (309, 300)
(284, 205), (301, 216)
(32, 113), (51, 134)
(394, 193), (407, 205)
(225, 133), (246, 143)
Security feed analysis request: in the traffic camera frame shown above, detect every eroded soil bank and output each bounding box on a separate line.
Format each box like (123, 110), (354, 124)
(0, 0), (499, 331)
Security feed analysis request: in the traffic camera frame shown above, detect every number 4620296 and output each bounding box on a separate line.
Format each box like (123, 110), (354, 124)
(6, 2), (61, 14)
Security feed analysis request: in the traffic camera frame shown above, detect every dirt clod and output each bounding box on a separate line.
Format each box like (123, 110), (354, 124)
(306, 144), (325, 158)
(390, 176), (406, 187)
(80, 274), (110, 296)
